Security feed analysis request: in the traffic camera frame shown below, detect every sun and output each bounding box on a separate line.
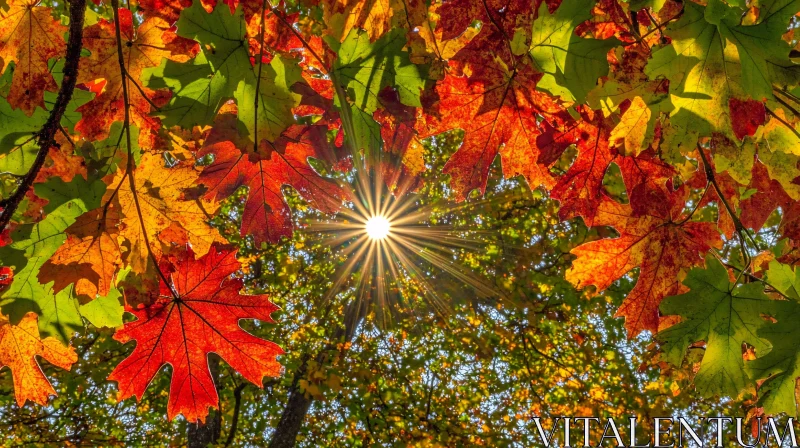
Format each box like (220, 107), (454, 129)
(365, 215), (391, 240)
(300, 157), (499, 326)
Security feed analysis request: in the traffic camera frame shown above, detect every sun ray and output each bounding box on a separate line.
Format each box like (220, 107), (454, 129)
(301, 165), (504, 325)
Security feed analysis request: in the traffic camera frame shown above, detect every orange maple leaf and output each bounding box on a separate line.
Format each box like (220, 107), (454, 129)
(549, 109), (675, 226)
(106, 151), (225, 274)
(322, 0), (396, 42)
(374, 88), (425, 196)
(75, 8), (194, 148)
(39, 207), (121, 299)
(0, 0), (67, 114)
(566, 191), (722, 337)
(199, 124), (350, 245)
(421, 66), (564, 201)
(0, 312), (77, 407)
(418, 4), (569, 201)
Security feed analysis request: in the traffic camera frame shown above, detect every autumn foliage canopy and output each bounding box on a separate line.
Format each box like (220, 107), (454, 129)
(1, 0), (800, 430)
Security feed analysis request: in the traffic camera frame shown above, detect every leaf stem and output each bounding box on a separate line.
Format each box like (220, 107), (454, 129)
(623, 12), (681, 47)
(675, 183), (711, 225)
(110, 0), (175, 296)
(125, 71), (161, 112)
(253, 0), (269, 153)
(766, 105), (800, 139)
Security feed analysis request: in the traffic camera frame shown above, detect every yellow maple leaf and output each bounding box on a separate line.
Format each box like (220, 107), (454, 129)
(39, 207), (122, 299)
(110, 152), (225, 274)
(610, 96), (652, 156)
(323, 0), (398, 42)
(0, 312), (77, 406)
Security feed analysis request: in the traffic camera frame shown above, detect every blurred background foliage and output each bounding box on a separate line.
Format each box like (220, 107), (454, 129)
(0, 130), (734, 446)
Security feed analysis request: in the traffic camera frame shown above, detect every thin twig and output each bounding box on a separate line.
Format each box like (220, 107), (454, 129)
(58, 124), (76, 148)
(125, 71), (161, 112)
(776, 87), (800, 107)
(623, 12), (682, 46)
(772, 90), (800, 117)
(223, 383), (248, 447)
(766, 106), (800, 139)
(110, 0), (174, 294)
(722, 260), (793, 301)
(675, 183), (711, 225)
(266, 2), (327, 74)
(697, 147), (752, 273)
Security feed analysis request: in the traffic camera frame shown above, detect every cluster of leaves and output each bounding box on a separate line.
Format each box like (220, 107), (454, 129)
(0, 0), (799, 433)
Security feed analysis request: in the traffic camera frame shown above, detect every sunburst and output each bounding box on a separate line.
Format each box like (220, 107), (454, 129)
(364, 215), (391, 240)
(302, 162), (499, 325)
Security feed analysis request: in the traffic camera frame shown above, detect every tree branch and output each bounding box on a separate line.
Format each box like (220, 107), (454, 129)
(223, 383), (248, 447)
(268, 299), (364, 448)
(0, 0), (86, 233)
(766, 106), (800, 139)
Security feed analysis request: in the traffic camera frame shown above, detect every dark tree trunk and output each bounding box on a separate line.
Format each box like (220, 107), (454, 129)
(188, 357), (222, 447)
(188, 410), (222, 448)
(266, 386), (314, 448)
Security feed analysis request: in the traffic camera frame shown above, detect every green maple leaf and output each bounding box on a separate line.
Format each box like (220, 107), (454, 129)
(329, 28), (426, 156)
(747, 261), (800, 416)
(145, 51), (226, 129)
(724, 0), (800, 100)
(0, 59), (93, 179)
(47, 58), (94, 133)
(659, 256), (772, 398)
(333, 28), (426, 113)
(145, 2), (249, 129)
(80, 286), (124, 329)
(645, 0), (800, 154)
(522, 0), (620, 102)
(145, 1), (301, 146)
(0, 136), (38, 177)
(236, 55), (303, 150)
(629, 0), (668, 12)
(0, 66), (44, 152)
(0, 175), (105, 342)
(78, 267), (128, 329)
(0, 69), (48, 177)
(0, 101), (46, 159)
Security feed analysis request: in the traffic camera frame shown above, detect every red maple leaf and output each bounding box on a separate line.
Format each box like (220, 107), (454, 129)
(420, 64), (565, 201)
(550, 108), (675, 225)
(740, 161), (794, 233)
(108, 244), (283, 422)
(418, 0), (571, 201)
(566, 189), (722, 337)
(729, 98), (766, 141)
(199, 123), (351, 245)
(374, 88), (426, 196)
